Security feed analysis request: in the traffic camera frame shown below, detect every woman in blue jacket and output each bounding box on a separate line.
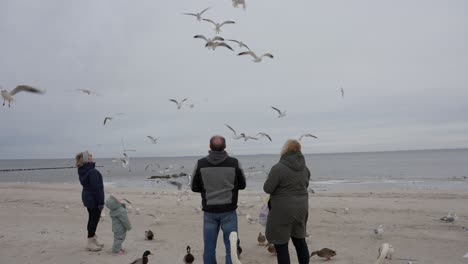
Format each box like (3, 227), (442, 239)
(76, 151), (105, 251)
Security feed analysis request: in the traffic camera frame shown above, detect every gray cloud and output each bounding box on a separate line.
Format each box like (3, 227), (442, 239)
(1, 0), (467, 159)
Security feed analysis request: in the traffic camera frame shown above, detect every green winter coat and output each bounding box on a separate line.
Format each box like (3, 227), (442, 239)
(263, 152), (310, 244)
(105, 196), (132, 238)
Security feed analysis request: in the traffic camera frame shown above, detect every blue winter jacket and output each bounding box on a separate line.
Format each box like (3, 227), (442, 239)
(78, 162), (105, 208)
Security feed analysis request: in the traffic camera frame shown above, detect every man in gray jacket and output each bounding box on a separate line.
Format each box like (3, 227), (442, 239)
(191, 135), (246, 264)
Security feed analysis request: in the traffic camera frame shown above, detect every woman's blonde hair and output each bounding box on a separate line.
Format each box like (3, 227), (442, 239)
(281, 139), (302, 156)
(75, 152), (84, 168)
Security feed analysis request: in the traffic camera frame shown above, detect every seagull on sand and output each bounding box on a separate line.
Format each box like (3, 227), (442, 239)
(238, 51), (273, 63)
(182, 7), (210, 21)
(271, 106), (286, 118)
(256, 132), (272, 142)
(169, 98), (188, 110)
(206, 42), (234, 51)
(194, 35), (226, 50)
(203, 19), (235, 34)
(299, 133), (318, 141)
(76, 89), (97, 95)
(147, 136), (159, 144)
(374, 224), (384, 239)
(440, 213), (458, 223)
(227, 39), (250, 50)
(1, 85), (44, 107)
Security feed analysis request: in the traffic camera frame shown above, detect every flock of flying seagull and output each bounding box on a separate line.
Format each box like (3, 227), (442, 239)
(183, 7), (275, 63)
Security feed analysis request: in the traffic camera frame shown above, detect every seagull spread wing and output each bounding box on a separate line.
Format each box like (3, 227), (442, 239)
(202, 18), (217, 26)
(212, 36), (225, 42)
(271, 106), (282, 115)
(169, 99), (179, 105)
(257, 133), (272, 142)
(214, 42), (233, 51)
(238, 51), (258, 59)
(220, 21), (236, 27)
(181, 98), (188, 103)
(261, 53), (274, 59)
(183, 13), (197, 17)
(103, 117), (112, 125)
(225, 124), (237, 135)
(199, 7), (210, 15)
(227, 39), (240, 44)
(194, 35), (208, 41)
(122, 198), (132, 205)
(10, 85), (43, 95)
(299, 134), (318, 141)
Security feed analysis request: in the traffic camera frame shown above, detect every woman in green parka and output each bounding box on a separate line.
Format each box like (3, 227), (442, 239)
(263, 139), (311, 264)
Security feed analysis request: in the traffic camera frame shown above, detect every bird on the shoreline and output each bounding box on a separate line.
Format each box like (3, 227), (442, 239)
(1, 85), (44, 107)
(266, 244), (276, 255)
(194, 35), (225, 50)
(203, 19), (235, 34)
(130, 250), (153, 264)
(103, 117), (113, 125)
(227, 39), (250, 50)
(374, 224), (384, 239)
(147, 136), (158, 144)
(183, 7), (210, 21)
(257, 232), (266, 246)
(238, 51), (273, 63)
(206, 41), (234, 51)
(299, 133), (318, 141)
(229, 232), (242, 264)
(256, 132), (272, 142)
(183, 246), (195, 264)
(145, 230), (154, 240)
(310, 248), (336, 260)
(440, 213), (458, 223)
(76, 89), (97, 95)
(169, 98), (188, 110)
(271, 106), (286, 118)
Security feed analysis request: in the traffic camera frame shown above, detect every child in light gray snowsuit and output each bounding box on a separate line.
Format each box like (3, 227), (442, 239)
(105, 195), (132, 253)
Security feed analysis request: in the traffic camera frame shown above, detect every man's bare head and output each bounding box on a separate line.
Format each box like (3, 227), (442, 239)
(210, 135), (226, 151)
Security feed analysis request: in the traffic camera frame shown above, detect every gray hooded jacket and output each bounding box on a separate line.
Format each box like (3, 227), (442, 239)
(263, 152), (310, 244)
(105, 196), (132, 238)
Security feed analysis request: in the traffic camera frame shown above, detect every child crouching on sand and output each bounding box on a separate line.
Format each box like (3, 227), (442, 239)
(105, 195), (132, 254)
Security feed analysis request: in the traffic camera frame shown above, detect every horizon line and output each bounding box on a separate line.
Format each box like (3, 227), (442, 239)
(1, 147), (467, 160)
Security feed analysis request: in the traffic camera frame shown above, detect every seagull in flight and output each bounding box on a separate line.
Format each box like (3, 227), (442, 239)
(225, 124), (258, 141)
(271, 106), (286, 118)
(206, 42), (233, 51)
(147, 136), (159, 144)
(256, 132), (272, 142)
(299, 133), (318, 141)
(194, 35), (225, 50)
(202, 19), (235, 34)
(225, 124), (246, 140)
(1, 85), (44, 107)
(169, 98), (188, 110)
(182, 7), (210, 21)
(226, 39), (250, 50)
(76, 89), (97, 96)
(340, 87), (344, 98)
(103, 117), (113, 125)
(238, 51), (273, 63)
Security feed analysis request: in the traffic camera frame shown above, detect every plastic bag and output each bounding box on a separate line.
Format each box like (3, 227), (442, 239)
(258, 197), (269, 226)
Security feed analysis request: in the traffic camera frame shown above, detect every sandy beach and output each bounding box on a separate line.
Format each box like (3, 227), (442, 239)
(0, 183), (467, 264)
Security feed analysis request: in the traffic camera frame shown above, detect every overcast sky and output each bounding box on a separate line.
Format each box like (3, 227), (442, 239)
(1, 0), (467, 159)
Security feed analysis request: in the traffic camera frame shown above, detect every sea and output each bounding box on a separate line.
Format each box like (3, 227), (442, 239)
(0, 149), (467, 192)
